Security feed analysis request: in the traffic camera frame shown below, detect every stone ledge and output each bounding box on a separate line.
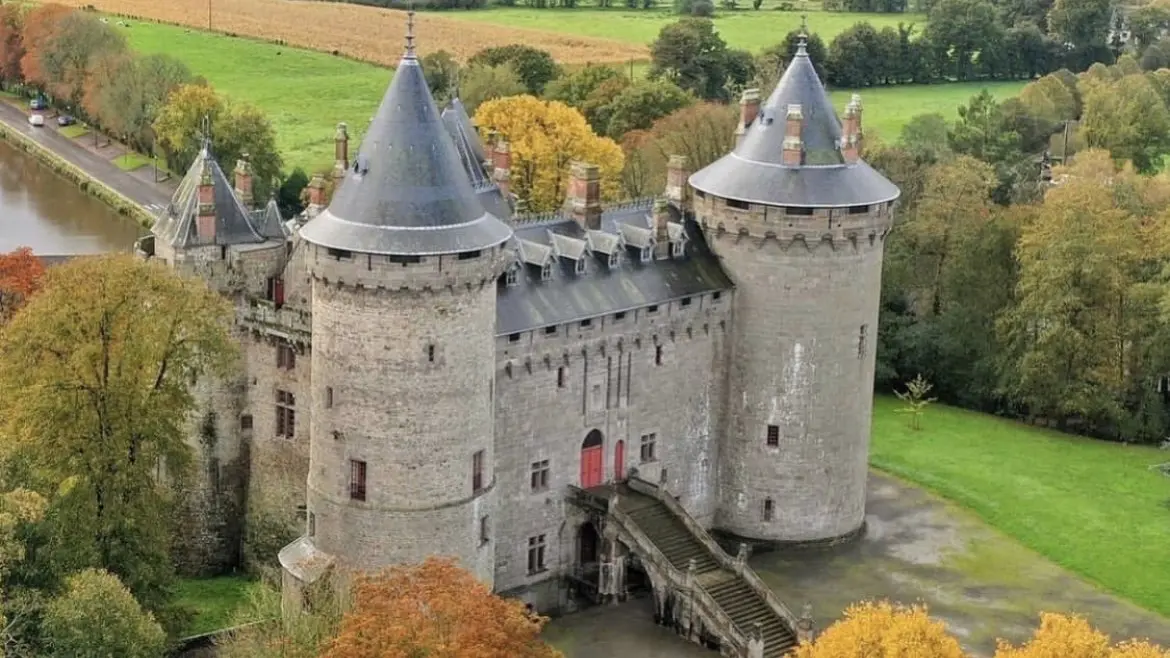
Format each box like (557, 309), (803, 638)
(710, 521), (867, 555)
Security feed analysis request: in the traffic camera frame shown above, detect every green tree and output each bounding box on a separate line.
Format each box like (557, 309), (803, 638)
(602, 78), (693, 138)
(649, 18), (747, 101)
(1080, 73), (1170, 172)
(468, 44), (560, 95)
(897, 113), (951, 163)
(35, 11), (127, 111)
(755, 31), (828, 96)
(545, 64), (625, 109)
(42, 569), (166, 658)
(947, 90), (1027, 202)
(827, 22), (887, 87)
(215, 101), (283, 201)
(1019, 73), (1078, 123)
(1048, 0), (1112, 51)
(217, 577), (342, 658)
(924, 0), (999, 80)
(457, 62), (525, 116)
(421, 49), (460, 106)
(0, 255), (235, 614)
(84, 52), (191, 153)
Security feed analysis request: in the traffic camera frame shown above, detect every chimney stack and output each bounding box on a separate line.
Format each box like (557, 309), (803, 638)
(653, 198), (672, 260)
(735, 88), (761, 147)
(492, 138), (512, 200)
(333, 122), (349, 180)
(841, 94), (863, 163)
(665, 154), (691, 211)
(234, 153), (253, 208)
(306, 174), (327, 210)
(782, 104), (804, 167)
(197, 165), (217, 241)
(565, 161), (602, 231)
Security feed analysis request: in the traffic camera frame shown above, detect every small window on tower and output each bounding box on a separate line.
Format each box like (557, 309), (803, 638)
(472, 449), (485, 493)
(427, 344), (436, 363)
(763, 498), (774, 521)
(349, 459), (367, 501)
(655, 345), (663, 366)
(326, 248), (353, 260)
(848, 204), (869, 215)
(766, 425), (780, 447)
(458, 250), (482, 261)
(276, 343), (296, 370)
(509, 333), (521, 343)
(239, 414), (253, 431)
(480, 516), (490, 545)
(726, 198), (750, 210)
(858, 324), (868, 359)
(785, 206), (814, 216)
(545, 325), (558, 335)
(325, 386), (334, 409)
(557, 367), (566, 388)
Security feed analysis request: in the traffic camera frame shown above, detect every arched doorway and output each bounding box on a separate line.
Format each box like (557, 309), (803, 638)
(578, 521), (600, 567)
(580, 429), (604, 488)
(614, 439), (626, 482)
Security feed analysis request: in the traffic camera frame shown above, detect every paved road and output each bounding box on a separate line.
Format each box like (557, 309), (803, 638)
(0, 101), (173, 210)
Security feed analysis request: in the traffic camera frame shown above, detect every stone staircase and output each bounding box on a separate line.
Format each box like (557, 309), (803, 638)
(617, 488), (798, 657)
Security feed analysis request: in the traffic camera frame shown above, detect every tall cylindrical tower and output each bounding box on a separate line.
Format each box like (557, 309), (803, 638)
(292, 24), (512, 583)
(693, 40), (899, 544)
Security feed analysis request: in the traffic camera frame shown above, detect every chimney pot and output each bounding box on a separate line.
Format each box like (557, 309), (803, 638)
(234, 154), (253, 208)
(736, 88), (762, 146)
(333, 122), (350, 180)
(566, 161), (602, 231)
(665, 154), (691, 210)
(307, 174), (328, 208)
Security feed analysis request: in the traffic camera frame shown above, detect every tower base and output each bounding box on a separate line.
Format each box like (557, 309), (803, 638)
(710, 521), (867, 556)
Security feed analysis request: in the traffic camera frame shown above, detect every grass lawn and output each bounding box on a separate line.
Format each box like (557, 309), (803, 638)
(113, 151), (151, 171)
(441, 7), (924, 53)
(58, 123), (89, 139)
(870, 396), (1170, 616)
(827, 80), (1026, 142)
(174, 575), (260, 637)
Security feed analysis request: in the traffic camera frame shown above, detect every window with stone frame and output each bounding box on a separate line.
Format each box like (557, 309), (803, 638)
(275, 390), (295, 438)
(766, 424), (779, 447)
(527, 534), (547, 574)
(640, 433), (657, 462)
(239, 414), (253, 432)
(763, 498), (774, 521)
(480, 516), (490, 545)
(349, 459), (367, 501)
(530, 459), (550, 492)
(858, 324), (868, 359)
(276, 342), (296, 370)
(472, 449), (485, 493)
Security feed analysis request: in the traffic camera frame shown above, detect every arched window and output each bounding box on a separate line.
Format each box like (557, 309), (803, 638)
(580, 430), (604, 488)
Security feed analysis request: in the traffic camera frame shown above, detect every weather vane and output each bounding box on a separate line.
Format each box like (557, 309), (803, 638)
(405, 4), (416, 57)
(797, 14), (809, 49)
(199, 114), (211, 149)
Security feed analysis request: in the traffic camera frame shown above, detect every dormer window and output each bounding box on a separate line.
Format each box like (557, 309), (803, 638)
(671, 241), (684, 258)
(505, 265), (519, 287)
(541, 263), (553, 282)
(575, 258), (586, 275)
(640, 246), (652, 263)
(608, 251), (619, 268)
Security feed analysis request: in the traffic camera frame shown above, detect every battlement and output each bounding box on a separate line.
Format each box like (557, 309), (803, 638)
(306, 243), (510, 292)
(240, 298), (312, 343)
(694, 192), (894, 252)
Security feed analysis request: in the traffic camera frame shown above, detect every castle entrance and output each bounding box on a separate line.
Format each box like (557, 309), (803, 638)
(580, 429), (604, 488)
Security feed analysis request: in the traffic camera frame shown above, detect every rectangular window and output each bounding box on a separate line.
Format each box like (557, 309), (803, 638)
(427, 344), (436, 363)
(530, 459), (550, 492)
(505, 267), (519, 286)
(509, 333), (521, 343)
(308, 511), (316, 536)
(541, 263), (553, 282)
(614, 311), (626, 321)
(671, 241), (685, 258)
(480, 516), (490, 545)
(580, 318), (593, 328)
(655, 345), (663, 366)
(640, 433), (657, 462)
(276, 343), (296, 370)
(349, 459), (367, 501)
(575, 258), (586, 274)
(858, 324), (868, 359)
(766, 424), (780, 447)
(458, 250), (482, 260)
(266, 276), (285, 306)
(785, 206), (814, 216)
(473, 449), (485, 492)
(726, 198), (750, 210)
(848, 204), (869, 214)
(713, 291), (722, 301)
(527, 534), (547, 574)
(239, 414), (253, 431)
(326, 248), (353, 260)
(276, 390), (296, 438)
(389, 254), (422, 265)
(763, 498), (774, 521)
(557, 367), (566, 389)
(545, 325), (558, 335)
(325, 386), (334, 409)
(680, 297), (692, 307)
(647, 304), (659, 314)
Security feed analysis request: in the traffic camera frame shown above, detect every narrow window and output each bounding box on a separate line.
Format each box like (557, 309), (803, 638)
(640, 433), (657, 462)
(527, 534), (547, 574)
(647, 304), (659, 314)
(427, 344), (435, 363)
(726, 198), (750, 210)
(557, 367), (566, 388)
(296, 504), (307, 521)
(858, 324), (868, 359)
(277, 343), (296, 370)
(326, 247), (353, 260)
(509, 333), (521, 343)
(766, 425), (780, 447)
(763, 498), (774, 521)
(785, 206), (814, 216)
(308, 511), (316, 536)
(713, 291), (722, 301)
(472, 449), (485, 492)
(680, 297), (692, 307)
(349, 459), (367, 501)
(266, 276), (285, 306)
(655, 345), (663, 366)
(640, 246), (651, 262)
(325, 386), (334, 409)
(505, 267), (519, 286)
(545, 325), (558, 335)
(480, 516), (490, 545)
(614, 311), (626, 321)
(580, 318), (593, 329)
(389, 254), (422, 265)
(541, 263), (553, 282)
(239, 414), (253, 431)
(575, 258), (586, 274)
(848, 204), (869, 215)
(458, 250), (482, 260)
(608, 251), (619, 268)
(276, 390), (296, 438)
(530, 459), (550, 492)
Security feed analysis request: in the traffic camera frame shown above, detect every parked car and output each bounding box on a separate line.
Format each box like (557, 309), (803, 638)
(28, 114), (44, 127)
(56, 115), (75, 127)
(29, 98), (46, 111)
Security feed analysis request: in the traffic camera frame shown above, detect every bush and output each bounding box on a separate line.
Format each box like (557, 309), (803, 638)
(467, 45), (560, 95)
(42, 570), (166, 658)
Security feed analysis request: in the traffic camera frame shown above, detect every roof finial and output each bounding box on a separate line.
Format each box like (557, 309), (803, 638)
(405, 4), (416, 58)
(199, 114), (212, 154)
(797, 14), (809, 54)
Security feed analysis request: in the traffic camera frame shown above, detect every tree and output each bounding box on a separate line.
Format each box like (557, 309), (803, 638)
(827, 22), (888, 87)
(217, 577), (342, 658)
(601, 78), (693, 138)
(474, 95), (623, 212)
(0, 255), (235, 612)
(947, 91), (1027, 203)
(278, 167), (310, 219)
(468, 45), (560, 95)
(152, 82), (223, 172)
(215, 101), (283, 201)
(897, 113), (951, 163)
(545, 64), (625, 109)
(790, 601), (965, 658)
(0, 247), (46, 325)
(993, 612), (1110, 658)
(1048, 0), (1112, 52)
(578, 76), (632, 136)
(421, 49), (460, 106)
(1080, 73), (1170, 173)
(649, 18), (747, 101)
(924, 0), (1000, 80)
(457, 63), (525, 116)
(645, 101), (735, 174)
(895, 374), (937, 429)
(0, 4), (25, 87)
(27, 11), (127, 111)
(42, 569), (166, 658)
(17, 4), (73, 93)
(323, 557), (562, 658)
(755, 31), (828, 96)
(1019, 74), (1078, 124)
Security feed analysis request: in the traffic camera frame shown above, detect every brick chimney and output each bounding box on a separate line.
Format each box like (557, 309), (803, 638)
(782, 104), (804, 167)
(565, 161), (602, 230)
(197, 165), (217, 241)
(333, 122), (349, 180)
(653, 198), (671, 260)
(841, 94), (862, 163)
(306, 173), (327, 209)
(734, 88), (761, 147)
(234, 153), (253, 208)
(492, 138), (512, 200)
(665, 154), (691, 211)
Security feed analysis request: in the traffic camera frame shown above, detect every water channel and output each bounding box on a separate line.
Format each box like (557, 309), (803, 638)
(0, 138), (140, 254)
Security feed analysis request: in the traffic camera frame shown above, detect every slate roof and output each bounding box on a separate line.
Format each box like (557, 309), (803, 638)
(441, 99), (513, 222)
(496, 201), (732, 335)
(689, 41), (899, 208)
(151, 144), (276, 248)
(442, 98), (487, 167)
(299, 35), (512, 256)
(252, 197), (290, 241)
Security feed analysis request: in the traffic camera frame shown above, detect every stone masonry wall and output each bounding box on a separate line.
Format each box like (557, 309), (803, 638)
(492, 290), (731, 605)
(698, 193), (894, 543)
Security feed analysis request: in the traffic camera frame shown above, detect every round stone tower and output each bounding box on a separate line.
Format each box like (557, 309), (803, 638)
(692, 38), (899, 544)
(291, 19), (512, 584)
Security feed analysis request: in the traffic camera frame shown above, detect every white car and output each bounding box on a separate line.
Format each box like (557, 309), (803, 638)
(28, 114), (44, 127)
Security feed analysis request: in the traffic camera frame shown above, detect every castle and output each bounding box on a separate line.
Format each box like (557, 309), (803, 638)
(136, 17), (897, 641)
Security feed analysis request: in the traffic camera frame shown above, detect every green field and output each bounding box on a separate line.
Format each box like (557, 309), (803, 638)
(442, 6), (925, 53)
(870, 396), (1170, 616)
(175, 576), (261, 636)
(829, 80), (1026, 142)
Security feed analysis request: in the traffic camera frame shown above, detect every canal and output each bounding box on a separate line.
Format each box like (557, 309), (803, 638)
(0, 138), (140, 254)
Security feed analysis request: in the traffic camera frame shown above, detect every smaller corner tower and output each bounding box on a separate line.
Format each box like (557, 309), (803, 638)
(691, 33), (899, 545)
(281, 12), (512, 598)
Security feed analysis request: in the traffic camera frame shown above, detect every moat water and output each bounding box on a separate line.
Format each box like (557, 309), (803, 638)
(0, 139), (139, 254)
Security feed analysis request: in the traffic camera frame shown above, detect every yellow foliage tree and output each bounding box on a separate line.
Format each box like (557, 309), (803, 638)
(994, 613), (1170, 658)
(790, 601), (965, 658)
(474, 95), (623, 213)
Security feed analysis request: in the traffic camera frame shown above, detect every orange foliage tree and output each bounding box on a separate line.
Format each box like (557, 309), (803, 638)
(18, 3), (73, 92)
(323, 557), (563, 658)
(791, 601), (966, 658)
(0, 3), (25, 85)
(0, 247), (46, 323)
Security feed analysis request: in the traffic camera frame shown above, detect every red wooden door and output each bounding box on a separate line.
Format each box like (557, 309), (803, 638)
(614, 440), (626, 482)
(580, 446), (603, 488)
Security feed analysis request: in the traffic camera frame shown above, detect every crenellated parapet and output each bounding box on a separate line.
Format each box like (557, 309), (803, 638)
(694, 192), (894, 253)
(305, 242), (510, 292)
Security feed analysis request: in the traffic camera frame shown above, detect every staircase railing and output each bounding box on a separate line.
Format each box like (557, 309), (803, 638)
(626, 474), (800, 631)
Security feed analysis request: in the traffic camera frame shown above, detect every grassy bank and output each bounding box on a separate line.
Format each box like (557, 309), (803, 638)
(175, 576), (260, 637)
(870, 396), (1170, 616)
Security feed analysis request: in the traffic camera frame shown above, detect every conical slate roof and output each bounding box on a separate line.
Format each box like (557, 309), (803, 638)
(442, 98), (513, 222)
(151, 143), (269, 248)
(299, 25), (512, 256)
(442, 98), (487, 167)
(689, 41), (899, 208)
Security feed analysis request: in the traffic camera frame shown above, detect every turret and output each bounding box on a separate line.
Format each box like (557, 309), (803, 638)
(280, 12), (511, 599)
(690, 35), (899, 545)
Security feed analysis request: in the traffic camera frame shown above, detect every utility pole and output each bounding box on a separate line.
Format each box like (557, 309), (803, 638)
(207, 0), (212, 30)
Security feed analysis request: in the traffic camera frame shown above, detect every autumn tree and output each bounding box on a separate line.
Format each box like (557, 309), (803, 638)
(17, 3), (73, 93)
(85, 52), (192, 152)
(790, 600), (965, 658)
(152, 82), (223, 171)
(474, 95), (623, 212)
(992, 612), (1170, 658)
(41, 569), (166, 658)
(24, 9), (126, 110)
(217, 575), (343, 658)
(1080, 73), (1170, 172)
(0, 255), (235, 613)
(0, 247), (46, 325)
(0, 4), (25, 87)
(323, 557), (562, 658)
